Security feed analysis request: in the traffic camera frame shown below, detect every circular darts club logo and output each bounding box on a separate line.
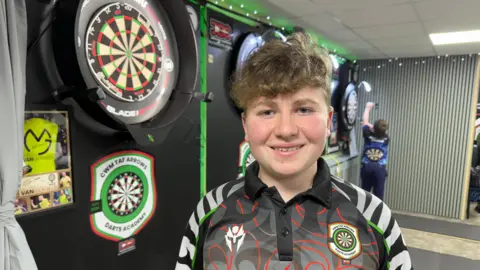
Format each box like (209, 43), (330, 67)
(238, 141), (255, 179)
(328, 222), (362, 260)
(89, 150), (157, 242)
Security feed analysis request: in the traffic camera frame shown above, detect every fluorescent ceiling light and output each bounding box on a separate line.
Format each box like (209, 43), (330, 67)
(430, 30), (480, 45)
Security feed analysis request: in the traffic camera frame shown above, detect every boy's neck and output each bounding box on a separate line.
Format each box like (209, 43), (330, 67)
(258, 162), (318, 203)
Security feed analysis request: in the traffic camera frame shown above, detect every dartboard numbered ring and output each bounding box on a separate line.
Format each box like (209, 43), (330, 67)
(75, 0), (179, 125)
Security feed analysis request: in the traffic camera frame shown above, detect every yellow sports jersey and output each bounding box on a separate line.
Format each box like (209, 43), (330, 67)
(60, 176), (72, 188)
(39, 199), (51, 209)
(59, 195), (69, 204)
(23, 118), (59, 175)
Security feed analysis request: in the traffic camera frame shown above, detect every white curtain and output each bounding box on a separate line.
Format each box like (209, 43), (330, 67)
(0, 0), (38, 269)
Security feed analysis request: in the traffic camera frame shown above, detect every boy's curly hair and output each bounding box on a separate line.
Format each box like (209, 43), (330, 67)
(230, 32), (332, 111)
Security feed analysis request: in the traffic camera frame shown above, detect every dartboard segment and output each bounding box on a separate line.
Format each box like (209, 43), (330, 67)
(86, 3), (163, 103)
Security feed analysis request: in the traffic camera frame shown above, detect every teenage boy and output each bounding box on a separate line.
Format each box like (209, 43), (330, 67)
(175, 33), (412, 270)
(361, 102), (390, 200)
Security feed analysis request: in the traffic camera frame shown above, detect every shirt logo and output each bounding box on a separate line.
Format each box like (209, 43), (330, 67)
(225, 225), (246, 252)
(328, 222), (362, 260)
(24, 129), (52, 155)
(365, 148), (384, 161)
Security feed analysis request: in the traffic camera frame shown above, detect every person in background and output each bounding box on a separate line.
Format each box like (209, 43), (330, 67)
(360, 102), (390, 200)
(59, 172), (72, 195)
(175, 33), (411, 270)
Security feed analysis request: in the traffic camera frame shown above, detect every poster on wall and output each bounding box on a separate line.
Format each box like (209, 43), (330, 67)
(328, 113), (340, 153)
(89, 150), (157, 256)
(237, 141), (255, 179)
(16, 111), (74, 216)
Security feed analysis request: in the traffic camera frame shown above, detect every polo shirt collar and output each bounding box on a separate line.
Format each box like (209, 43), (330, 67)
(244, 157), (332, 208)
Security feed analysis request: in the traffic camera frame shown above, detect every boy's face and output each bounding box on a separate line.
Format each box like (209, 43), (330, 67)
(242, 86), (333, 179)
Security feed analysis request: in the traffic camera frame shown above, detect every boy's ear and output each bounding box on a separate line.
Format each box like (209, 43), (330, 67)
(242, 112), (248, 141)
(326, 106), (334, 137)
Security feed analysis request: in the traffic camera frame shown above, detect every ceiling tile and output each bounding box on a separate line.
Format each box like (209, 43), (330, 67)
(311, 0), (411, 14)
(423, 16), (480, 33)
(341, 40), (375, 51)
(379, 45), (436, 56)
(414, 0), (480, 21)
(368, 35), (432, 49)
(353, 48), (389, 60)
(297, 12), (346, 31)
(267, 0), (325, 16)
(324, 29), (362, 42)
(353, 22), (425, 39)
(333, 4), (417, 28)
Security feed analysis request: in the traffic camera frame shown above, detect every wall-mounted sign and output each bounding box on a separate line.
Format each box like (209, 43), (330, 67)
(209, 18), (233, 50)
(16, 111), (74, 216)
(89, 150), (157, 255)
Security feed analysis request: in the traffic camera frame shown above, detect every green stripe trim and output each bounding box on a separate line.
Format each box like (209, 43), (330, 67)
(192, 207), (218, 268)
(367, 220), (391, 268)
(199, 5), (208, 198)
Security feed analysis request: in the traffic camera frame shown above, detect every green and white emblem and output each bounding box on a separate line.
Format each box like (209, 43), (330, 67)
(237, 141), (256, 179)
(90, 150), (156, 242)
(328, 222), (362, 260)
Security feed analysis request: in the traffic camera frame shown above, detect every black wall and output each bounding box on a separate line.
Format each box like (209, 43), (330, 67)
(205, 10), (258, 191)
(20, 1), (201, 269)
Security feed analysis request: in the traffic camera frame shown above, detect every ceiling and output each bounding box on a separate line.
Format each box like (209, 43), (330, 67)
(259, 0), (480, 60)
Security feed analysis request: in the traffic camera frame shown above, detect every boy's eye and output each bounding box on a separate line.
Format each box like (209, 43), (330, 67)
(298, 107), (313, 114)
(260, 110), (274, 116)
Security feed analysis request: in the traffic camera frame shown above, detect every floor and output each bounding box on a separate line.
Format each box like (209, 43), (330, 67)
(394, 210), (480, 270)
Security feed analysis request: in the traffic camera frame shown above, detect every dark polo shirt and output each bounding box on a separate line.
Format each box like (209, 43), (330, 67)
(175, 158), (413, 270)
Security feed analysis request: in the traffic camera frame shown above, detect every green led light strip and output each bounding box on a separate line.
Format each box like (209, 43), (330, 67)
(199, 5), (208, 198)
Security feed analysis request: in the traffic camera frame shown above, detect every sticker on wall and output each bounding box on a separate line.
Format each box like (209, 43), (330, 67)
(208, 18), (233, 50)
(237, 141), (256, 179)
(89, 150), (157, 254)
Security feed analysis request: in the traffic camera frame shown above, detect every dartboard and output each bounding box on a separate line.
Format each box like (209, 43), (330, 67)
(76, 0), (180, 125)
(346, 90), (358, 124)
(86, 3), (166, 102)
(107, 172), (144, 216)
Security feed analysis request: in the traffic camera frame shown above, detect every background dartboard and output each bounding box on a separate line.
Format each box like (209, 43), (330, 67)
(107, 172), (145, 216)
(340, 83), (359, 131)
(76, 0), (180, 125)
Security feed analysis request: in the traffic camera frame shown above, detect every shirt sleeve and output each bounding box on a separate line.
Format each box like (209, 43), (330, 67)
(362, 125), (373, 138)
(374, 206), (413, 270)
(174, 209), (211, 270)
(175, 190), (221, 270)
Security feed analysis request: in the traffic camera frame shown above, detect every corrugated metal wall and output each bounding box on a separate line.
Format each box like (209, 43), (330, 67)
(355, 55), (478, 219)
